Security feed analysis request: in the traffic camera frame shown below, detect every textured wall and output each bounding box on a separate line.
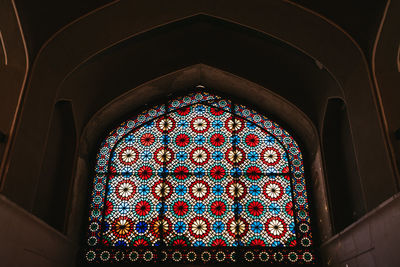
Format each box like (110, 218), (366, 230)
(0, 195), (76, 267)
(321, 193), (400, 267)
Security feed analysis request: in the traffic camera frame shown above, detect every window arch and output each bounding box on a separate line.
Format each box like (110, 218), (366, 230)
(83, 88), (315, 264)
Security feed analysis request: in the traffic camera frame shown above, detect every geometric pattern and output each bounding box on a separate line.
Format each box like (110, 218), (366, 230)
(84, 88), (315, 264)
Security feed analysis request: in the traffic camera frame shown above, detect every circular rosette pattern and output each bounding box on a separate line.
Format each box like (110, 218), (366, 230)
(227, 217), (249, 238)
(189, 180), (210, 201)
(210, 133), (226, 147)
(118, 147), (139, 165)
(209, 199), (228, 218)
(245, 199), (265, 219)
(172, 200), (190, 218)
(190, 116), (210, 133)
(189, 216), (210, 239)
(175, 133), (190, 147)
(115, 180), (136, 201)
(134, 221), (148, 234)
(266, 217), (288, 239)
(154, 147), (174, 165)
(190, 147), (210, 165)
(156, 117), (176, 133)
(210, 165), (226, 181)
(151, 180), (172, 200)
(225, 117), (244, 133)
(149, 216), (172, 238)
(134, 200), (152, 218)
(263, 180), (284, 201)
(261, 147), (281, 166)
(173, 165), (190, 181)
(137, 165), (153, 180)
(245, 165), (262, 181)
(225, 147), (245, 165)
(244, 133), (260, 147)
(226, 180), (247, 200)
(111, 216), (134, 239)
(140, 132), (155, 146)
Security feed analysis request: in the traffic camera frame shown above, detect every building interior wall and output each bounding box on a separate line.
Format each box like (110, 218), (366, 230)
(0, 1), (399, 266)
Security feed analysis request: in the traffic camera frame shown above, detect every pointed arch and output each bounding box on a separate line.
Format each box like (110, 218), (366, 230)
(83, 88), (315, 264)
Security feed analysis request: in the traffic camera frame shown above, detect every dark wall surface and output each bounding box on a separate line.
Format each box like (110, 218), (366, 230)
(33, 101), (76, 232)
(323, 98), (365, 233)
(0, 1), (399, 266)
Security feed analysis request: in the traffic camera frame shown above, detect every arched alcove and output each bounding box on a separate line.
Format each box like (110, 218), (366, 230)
(322, 98), (365, 233)
(59, 66), (332, 267)
(34, 100), (77, 232)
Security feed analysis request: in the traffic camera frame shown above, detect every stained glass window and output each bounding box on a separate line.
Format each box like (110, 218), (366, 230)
(83, 88), (315, 264)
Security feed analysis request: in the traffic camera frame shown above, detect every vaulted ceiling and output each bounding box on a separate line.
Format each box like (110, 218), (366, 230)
(15, 0), (387, 62)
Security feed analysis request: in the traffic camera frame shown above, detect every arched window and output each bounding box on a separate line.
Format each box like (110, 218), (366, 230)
(83, 88), (315, 264)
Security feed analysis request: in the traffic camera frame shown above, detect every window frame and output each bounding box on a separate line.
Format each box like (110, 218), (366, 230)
(82, 88), (315, 265)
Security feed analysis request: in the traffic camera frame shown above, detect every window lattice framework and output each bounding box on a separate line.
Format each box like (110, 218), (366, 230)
(84, 89), (315, 264)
